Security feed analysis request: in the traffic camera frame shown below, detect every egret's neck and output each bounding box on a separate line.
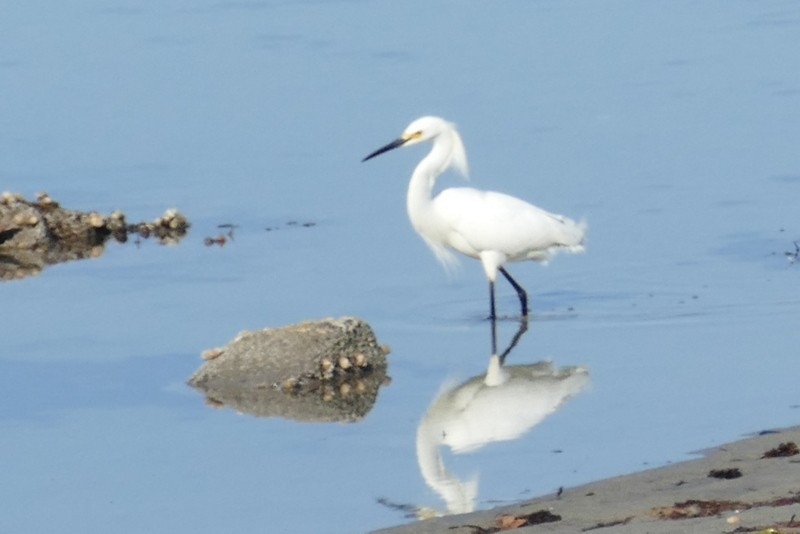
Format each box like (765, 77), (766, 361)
(406, 133), (455, 228)
(416, 415), (477, 515)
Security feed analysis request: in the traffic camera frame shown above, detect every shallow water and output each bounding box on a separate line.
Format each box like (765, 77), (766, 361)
(2, 1), (799, 533)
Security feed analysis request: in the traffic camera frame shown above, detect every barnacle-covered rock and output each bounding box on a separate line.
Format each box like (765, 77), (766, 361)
(0, 192), (189, 280)
(188, 317), (391, 422)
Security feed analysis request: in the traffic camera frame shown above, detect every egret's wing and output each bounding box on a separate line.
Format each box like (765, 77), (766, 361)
(433, 188), (585, 261)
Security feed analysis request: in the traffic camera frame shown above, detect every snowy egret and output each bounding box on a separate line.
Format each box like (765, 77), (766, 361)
(362, 116), (585, 319)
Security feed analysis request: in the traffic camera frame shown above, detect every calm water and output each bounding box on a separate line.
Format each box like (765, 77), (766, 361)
(2, 1), (799, 533)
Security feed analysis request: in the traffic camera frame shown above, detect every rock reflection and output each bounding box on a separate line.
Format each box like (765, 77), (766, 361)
(414, 319), (589, 516)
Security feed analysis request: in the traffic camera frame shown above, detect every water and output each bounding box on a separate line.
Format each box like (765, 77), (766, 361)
(2, 1), (799, 533)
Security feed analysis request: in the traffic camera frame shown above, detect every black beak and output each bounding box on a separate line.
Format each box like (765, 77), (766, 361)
(362, 137), (409, 162)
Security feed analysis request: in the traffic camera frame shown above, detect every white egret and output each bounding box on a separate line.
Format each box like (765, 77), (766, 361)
(362, 116), (586, 319)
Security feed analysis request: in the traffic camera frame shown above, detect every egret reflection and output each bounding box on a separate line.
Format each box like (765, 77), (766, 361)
(413, 319), (588, 516)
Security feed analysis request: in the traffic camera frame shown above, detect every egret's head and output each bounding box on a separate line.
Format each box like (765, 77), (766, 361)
(399, 116), (450, 146)
(362, 116), (468, 177)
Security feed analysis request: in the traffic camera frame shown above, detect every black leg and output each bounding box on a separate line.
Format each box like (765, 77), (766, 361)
(489, 280), (497, 321)
(498, 266), (528, 318)
(490, 313), (498, 355)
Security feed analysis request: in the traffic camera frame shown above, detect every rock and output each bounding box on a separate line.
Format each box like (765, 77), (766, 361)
(188, 317), (390, 422)
(0, 192), (189, 281)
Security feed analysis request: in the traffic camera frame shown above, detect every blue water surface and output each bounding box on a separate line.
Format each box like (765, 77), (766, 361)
(1, 1), (799, 533)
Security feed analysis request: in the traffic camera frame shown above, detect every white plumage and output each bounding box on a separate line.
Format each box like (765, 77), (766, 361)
(363, 116), (585, 319)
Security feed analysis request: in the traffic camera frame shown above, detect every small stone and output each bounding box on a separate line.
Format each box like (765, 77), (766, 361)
(232, 330), (252, 343)
(338, 356), (352, 370)
(35, 192), (57, 206)
(1, 191), (23, 204)
(106, 210), (126, 231)
(202, 348), (225, 361)
(87, 212), (105, 228)
(12, 213), (38, 226)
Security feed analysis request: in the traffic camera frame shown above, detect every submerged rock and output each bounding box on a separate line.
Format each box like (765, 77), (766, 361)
(188, 317), (390, 422)
(0, 191), (189, 280)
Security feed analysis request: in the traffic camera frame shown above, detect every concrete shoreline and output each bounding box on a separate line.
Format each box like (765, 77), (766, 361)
(373, 426), (800, 533)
